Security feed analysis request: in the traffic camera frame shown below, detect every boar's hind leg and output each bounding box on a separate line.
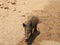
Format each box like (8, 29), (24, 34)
(34, 24), (37, 32)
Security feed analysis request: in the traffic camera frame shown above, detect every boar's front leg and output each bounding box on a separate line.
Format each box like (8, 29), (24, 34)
(34, 24), (37, 32)
(31, 30), (33, 36)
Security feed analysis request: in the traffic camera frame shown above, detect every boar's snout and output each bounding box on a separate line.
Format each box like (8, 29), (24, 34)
(25, 39), (28, 42)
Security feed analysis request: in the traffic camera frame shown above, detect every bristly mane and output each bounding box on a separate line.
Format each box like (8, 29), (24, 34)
(28, 16), (35, 25)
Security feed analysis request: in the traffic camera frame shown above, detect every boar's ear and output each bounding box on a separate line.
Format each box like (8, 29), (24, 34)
(23, 23), (26, 27)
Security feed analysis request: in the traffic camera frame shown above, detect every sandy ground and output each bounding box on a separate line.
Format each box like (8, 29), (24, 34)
(0, 0), (60, 45)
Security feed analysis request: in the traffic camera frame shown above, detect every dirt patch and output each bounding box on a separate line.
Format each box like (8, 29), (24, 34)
(17, 0), (60, 45)
(0, 0), (60, 45)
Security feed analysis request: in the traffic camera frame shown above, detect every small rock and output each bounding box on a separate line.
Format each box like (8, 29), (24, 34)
(18, 11), (21, 13)
(0, 2), (3, 6)
(11, 0), (16, 5)
(0, 2), (3, 7)
(0, 2), (4, 8)
(11, 2), (16, 5)
(13, 8), (16, 11)
(0, 6), (4, 8)
(21, 15), (25, 17)
(4, 6), (9, 9)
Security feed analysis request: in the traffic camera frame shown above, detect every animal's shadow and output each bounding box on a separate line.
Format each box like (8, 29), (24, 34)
(26, 30), (40, 45)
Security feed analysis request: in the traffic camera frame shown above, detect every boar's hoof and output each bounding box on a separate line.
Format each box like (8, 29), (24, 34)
(31, 34), (33, 36)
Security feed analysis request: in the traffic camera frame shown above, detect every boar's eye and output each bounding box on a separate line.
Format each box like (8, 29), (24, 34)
(23, 23), (26, 27)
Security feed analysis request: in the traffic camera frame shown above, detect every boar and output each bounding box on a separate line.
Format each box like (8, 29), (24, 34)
(23, 16), (39, 41)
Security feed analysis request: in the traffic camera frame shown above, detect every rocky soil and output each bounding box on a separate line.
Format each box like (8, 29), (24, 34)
(0, 0), (60, 45)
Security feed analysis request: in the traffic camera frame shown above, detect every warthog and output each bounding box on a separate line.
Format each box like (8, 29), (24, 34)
(23, 16), (39, 41)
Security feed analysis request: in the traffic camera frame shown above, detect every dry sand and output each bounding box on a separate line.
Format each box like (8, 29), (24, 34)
(0, 0), (60, 45)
